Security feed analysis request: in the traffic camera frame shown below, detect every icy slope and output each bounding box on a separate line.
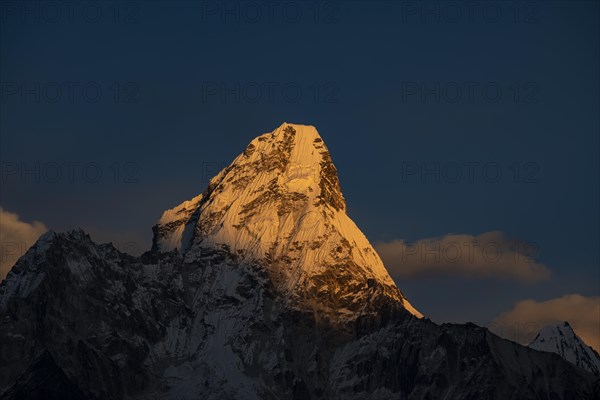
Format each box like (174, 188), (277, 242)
(529, 321), (600, 375)
(153, 123), (421, 318)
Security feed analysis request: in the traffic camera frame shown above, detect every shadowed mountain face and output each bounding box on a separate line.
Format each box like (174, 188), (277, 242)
(1, 124), (599, 400)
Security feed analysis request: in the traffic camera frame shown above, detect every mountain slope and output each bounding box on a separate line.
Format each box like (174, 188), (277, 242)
(529, 321), (600, 375)
(1, 231), (598, 399)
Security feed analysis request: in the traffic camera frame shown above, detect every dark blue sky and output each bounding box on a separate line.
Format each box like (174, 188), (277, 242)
(1, 1), (598, 325)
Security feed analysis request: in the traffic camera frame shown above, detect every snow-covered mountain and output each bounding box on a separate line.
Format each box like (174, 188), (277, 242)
(153, 123), (420, 320)
(1, 123), (598, 399)
(529, 321), (600, 375)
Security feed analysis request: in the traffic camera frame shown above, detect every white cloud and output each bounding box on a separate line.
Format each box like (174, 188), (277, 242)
(492, 294), (600, 350)
(376, 231), (551, 282)
(0, 208), (48, 280)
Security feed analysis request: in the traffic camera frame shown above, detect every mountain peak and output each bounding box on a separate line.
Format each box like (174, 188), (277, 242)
(242, 122), (345, 212)
(529, 321), (600, 375)
(152, 123), (422, 319)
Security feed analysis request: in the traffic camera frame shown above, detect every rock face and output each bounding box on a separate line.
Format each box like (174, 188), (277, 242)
(1, 123), (599, 400)
(529, 321), (600, 376)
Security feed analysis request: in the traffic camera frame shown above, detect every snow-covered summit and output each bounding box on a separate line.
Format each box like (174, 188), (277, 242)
(529, 321), (600, 375)
(153, 122), (422, 318)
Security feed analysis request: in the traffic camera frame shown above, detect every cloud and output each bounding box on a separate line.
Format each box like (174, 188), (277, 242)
(0, 208), (48, 280)
(491, 294), (600, 351)
(375, 231), (551, 282)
